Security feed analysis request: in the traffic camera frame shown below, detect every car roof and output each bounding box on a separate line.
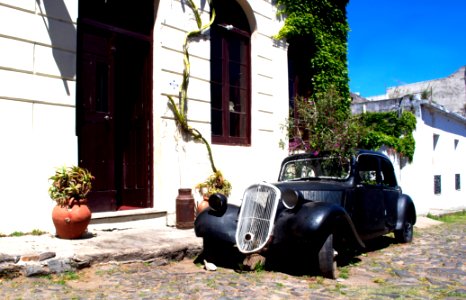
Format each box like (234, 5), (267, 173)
(281, 149), (390, 165)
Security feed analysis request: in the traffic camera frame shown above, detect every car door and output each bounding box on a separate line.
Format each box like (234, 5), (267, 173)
(353, 154), (386, 236)
(380, 157), (401, 229)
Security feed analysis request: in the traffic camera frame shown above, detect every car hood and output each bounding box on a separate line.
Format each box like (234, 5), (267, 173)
(273, 180), (351, 205)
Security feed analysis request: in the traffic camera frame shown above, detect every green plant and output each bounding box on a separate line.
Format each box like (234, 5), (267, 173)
(31, 229), (47, 236)
(338, 266), (350, 279)
(356, 110), (417, 162)
(0, 229), (47, 238)
(275, 0), (350, 103)
(9, 231), (25, 237)
(48, 166), (94, 207)
(427, 210), (466, 223)
(287, 88), (360, 157)
(275, 1), (417, 162)
(421, 88), (432, 100)
(54, 271), (79, 285)
(166, 0), (217, 171)
(196, 170), (232, 198)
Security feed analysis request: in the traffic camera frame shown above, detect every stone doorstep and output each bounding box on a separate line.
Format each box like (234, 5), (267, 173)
(89, 209), (167, 225)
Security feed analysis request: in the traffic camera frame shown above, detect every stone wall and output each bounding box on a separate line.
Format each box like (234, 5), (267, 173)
(385, 66), (466, 116)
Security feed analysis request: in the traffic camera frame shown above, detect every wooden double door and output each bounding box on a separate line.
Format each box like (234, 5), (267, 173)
(76, 6), (154, 212)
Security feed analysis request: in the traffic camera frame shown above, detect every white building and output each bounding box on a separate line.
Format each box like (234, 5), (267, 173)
(352, 99), (466, 215)
(368, 66), (466, 117)
(0, 0), (290, 234)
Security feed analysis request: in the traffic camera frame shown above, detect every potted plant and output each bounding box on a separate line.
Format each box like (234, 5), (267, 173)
(195, 170), (232, 214)
(48, 165), (95, 239)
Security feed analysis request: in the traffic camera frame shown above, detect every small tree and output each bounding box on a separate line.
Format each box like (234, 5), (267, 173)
(288, 88), (363, 158)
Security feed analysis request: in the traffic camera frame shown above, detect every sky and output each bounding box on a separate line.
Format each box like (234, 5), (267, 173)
(347, 0), (466, 97)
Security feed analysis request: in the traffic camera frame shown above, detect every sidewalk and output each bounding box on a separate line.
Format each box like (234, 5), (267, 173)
(0, 216), (440, 278)
(0, 219), (203, 278)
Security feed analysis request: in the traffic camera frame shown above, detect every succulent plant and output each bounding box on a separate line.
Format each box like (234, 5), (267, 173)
(48, 166), (94, 207)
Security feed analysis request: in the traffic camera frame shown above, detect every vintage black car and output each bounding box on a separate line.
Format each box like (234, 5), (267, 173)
(194, 150), (416, 278)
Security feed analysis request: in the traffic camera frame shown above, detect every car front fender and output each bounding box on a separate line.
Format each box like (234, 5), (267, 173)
(285, 201), (365, 249)
(194, 204), (239, 245)
(396, 194), (416, 230)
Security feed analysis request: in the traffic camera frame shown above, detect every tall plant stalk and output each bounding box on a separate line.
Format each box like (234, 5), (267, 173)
(167, 0), (218, 173)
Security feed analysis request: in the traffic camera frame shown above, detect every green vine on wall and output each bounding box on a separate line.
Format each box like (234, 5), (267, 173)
(275, 0), (350, 107)
(357, 110), (417, 162)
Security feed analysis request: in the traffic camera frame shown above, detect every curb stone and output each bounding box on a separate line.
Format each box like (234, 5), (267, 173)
(0, 244), (202, 278)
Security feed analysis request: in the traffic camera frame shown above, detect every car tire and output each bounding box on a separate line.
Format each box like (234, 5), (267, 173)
(394, 219), (413, 243)
(318, 234), (338, 279)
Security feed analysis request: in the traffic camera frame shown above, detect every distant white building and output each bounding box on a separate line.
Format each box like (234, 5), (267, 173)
(367, 66), (466, 117)
(352, 98), (466, 215)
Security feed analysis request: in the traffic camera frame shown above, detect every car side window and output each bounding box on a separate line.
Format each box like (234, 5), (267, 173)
(380, 158), (397, 187)
(357, 155), (380, 186)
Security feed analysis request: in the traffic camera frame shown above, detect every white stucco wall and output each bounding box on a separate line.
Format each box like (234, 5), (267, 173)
(357, 100), (466, 216)
(0, 1), (78, 234)
(399, 105), (466, 215)
(0, 0), (288, 233)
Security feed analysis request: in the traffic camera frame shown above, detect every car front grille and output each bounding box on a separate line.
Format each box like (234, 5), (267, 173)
(235, 183), (281, 253)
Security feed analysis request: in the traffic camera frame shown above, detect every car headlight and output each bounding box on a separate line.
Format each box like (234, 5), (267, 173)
(208, 193), (228, 215)
(281, 189), (300, 209)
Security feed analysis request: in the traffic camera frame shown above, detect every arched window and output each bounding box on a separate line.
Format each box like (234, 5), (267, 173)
(210, 0), (251, 145)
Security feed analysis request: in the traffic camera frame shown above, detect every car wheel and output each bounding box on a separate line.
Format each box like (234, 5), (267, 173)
(394, 220), (413, 243)
(318, 234), (338, 279)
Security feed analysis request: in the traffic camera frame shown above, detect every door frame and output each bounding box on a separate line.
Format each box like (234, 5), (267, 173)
(76, 17), (154, 212)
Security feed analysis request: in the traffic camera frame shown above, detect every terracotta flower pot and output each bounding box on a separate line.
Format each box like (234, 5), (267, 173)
(196, 196), (210, 214)
(52, 199), (92, 239)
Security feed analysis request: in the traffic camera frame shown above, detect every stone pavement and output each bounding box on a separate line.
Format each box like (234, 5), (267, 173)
(0, 215), (464, 299)
(0, 216), (441, 279)
(0, 219), (202, 278)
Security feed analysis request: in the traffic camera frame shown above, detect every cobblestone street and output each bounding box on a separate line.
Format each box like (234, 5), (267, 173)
(1, 219), (465, 299)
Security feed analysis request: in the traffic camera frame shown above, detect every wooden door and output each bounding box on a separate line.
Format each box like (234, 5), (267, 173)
(77, 24), (153, 212)
(77, 31), (117, 212)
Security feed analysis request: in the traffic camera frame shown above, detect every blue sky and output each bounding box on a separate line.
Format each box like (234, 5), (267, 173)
(347, 1), (466, 97)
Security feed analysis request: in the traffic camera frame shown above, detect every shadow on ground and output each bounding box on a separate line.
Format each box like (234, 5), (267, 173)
(194, 235), (399, 277)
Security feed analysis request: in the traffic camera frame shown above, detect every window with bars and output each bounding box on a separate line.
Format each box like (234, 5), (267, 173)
(434, 175), (441, 195)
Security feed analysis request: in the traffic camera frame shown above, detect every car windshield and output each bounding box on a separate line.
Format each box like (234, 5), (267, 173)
(280, 157), (350, 181)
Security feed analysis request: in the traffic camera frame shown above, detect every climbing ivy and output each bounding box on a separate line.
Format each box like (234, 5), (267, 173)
(357, 111), (417, 162)
(275, 0), (350, 106)
(276, 0), (416, 160)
